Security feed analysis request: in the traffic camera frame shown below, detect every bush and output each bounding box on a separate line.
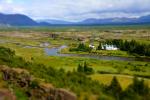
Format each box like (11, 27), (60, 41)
(30, 80), (39, 89)
(77, 62), (94, 75)
(69, 43), (92, 52)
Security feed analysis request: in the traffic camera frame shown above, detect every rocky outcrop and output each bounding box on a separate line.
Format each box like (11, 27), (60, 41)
(0, 89), (16, 100)
(0, 65), (77, 100)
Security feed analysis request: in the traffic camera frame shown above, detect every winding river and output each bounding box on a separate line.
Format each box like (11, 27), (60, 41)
(44, 45), (150, 62)
(1, 39), (149, 62)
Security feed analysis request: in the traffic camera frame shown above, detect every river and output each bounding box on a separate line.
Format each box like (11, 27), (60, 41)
(44, 45), (150, 62)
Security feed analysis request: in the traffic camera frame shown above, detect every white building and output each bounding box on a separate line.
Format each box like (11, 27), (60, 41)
(102, 44), (118, 50)
(89, 44), (95, 49)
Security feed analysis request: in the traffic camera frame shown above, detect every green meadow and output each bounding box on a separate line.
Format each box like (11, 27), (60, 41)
(0, 25), (150, 99)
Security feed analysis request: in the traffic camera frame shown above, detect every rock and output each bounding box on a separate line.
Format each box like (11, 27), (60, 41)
(0, 65), (77, 100)
(0, 89), (16, 100)
(0, 65), (31, 88)
(56, 89), (77, 100)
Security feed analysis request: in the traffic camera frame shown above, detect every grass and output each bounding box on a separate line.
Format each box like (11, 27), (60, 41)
(0, 26), (150, 93)
(12, 86), (28, 100)
(1, 41), (150, 76)
(94, 50), (131, 57)
(1, 42), (150, 78)
(90, 74), (150, 90)
(61, 47), (132, 57)
(0, 25), (150, 32)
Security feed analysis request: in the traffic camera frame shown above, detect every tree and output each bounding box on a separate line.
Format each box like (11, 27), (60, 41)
(83, 62), (94, 75)
(102, 39), (150, 56)
(77, 64), (84, 73)
(122, 77), (150, 100)
(97, 42), (102, 50)
(106, 76), (122, 100)
(131, 77), (149, 95)
(77, 62), (94, 75)
(70, 43), (92, 52)
(83, 62), (88, 71)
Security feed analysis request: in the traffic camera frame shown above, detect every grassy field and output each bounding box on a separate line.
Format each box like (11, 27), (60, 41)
(0, 25), (150, 91)
(90, 74), (150, 90)
(1, 41), (150, 79)
(60, 47), (132, 57)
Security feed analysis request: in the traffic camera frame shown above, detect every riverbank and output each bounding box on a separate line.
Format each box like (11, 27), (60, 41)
(60, 47), (132, 57)
(59, 47), (150, 62)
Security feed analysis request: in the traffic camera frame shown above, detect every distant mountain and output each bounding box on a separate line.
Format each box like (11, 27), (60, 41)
(0, 13), (50, 26)
(37, 19), (74, 25)
(79, 15), (150, 25)
(138, 15), (150, 23)
(1, 13), (150, 26)
(38, 15), (150, 25)
(79, 18), (136, 24)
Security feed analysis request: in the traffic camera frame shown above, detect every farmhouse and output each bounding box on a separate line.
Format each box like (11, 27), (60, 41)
(102, 44), (118, 50)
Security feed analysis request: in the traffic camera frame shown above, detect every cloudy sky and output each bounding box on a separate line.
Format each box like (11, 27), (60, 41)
(0, 0), (150, 21)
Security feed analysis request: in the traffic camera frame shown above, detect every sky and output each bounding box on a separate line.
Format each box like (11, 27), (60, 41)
(0, 0), (150, 21)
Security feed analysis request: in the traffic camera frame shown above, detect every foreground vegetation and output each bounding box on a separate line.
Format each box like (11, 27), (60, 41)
(0, 25), (150, 99)
(0, 46), (150, 100)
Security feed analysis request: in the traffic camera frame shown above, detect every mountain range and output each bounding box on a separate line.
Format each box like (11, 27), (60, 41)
(0, 13), (50, 26)
(0, 13), (150, 26)
(37, 19), (74, 25)
(78, 15), (150, 25)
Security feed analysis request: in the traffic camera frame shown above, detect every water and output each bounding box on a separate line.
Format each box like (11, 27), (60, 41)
(44, 45), (150, 62)
(45, 48), (58, 56)
(45, 45), (67, 56)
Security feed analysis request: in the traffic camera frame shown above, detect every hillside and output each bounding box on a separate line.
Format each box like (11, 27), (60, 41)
(0, 65), (76, 100)
(79, 15), (150, 25)
(0, 13), (50, 26)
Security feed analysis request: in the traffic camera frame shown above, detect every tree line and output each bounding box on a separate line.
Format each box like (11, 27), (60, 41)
(97, 39), (150, 56)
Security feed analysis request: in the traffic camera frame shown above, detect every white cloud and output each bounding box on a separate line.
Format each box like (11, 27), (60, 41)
(6, 0), (13, 3)
(0, 0), (150, 21)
